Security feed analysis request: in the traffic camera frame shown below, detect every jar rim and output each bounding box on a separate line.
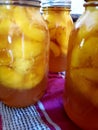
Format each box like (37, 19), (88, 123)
(41, 1), (71, 8)
(0, 0), (41, 7)
(84, 1), (98, 7)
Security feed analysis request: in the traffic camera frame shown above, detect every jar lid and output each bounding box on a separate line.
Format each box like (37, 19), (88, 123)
(84, 0), (98, 1)
(41, 0), (71, 8)
(0, 0), (41, 7)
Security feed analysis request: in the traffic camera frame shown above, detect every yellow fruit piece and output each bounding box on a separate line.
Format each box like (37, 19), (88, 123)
(24, 25), (46, 42)
(77, 10), (98, 40)
(49, 25), (72, 55)
(0, 66), (23, 89)
(49, 28), (56, 40)
(0, 64), (45, 90)
(71, 68), (98, 82)
(13, 7), (29, 28)
(43, 9), (68, 29)
(0, 35), (13, 65)
(11, 39), (45, 58)
(71, 37), (98, 67)
(0, 5), (15, 35)
(0, 6), (20, 35)
(0, 49), (13, 65)
(70, 68), (98, 106)
(23, 55), (46, 89)
(49, 27), (68, 55)
(56, 26), (67, 45)
(8, 22), (22, 37)
(23, 73), (37, 89)
(60, 46), (67, 55)
(0, 35), (9, 49)
(0, 17), (11, 35)
(26, 7), (48, 29)
(35, 55), (46, 75)
(0, 4), (13, 14)
(70, 69), (90, 96)
(56, 25), (72, 55)
(23, 72), (43, 89)
(13, 58), (34, 74)
(43, 12), (57, 29)
(50, 41), (61, 57)
(13, 6), (46, 42)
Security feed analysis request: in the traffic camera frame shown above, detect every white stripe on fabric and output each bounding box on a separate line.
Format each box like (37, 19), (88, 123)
(38, 101), (61, 130)
(0, 102), (50, 130)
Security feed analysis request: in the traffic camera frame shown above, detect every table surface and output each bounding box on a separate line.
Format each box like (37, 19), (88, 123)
(0, 73), (81, 130)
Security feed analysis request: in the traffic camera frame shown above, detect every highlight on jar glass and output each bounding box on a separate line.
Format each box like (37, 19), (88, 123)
(0, 0), (49, 108)
(64, 0), (98, 129)
(41, 0), (73, 73)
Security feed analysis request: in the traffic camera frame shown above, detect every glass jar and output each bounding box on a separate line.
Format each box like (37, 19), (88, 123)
(0, 0), (49, 108)
(64, 1), (98, 129)
(41, 0), (73, 72)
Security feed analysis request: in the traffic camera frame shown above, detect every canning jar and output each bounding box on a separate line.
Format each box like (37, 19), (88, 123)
(41, 0), (73, 73)
(0, 0), (49, 108)
(64, 0), (98, 129)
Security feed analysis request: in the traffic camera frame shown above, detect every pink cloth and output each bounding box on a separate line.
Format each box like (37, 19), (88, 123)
(0, 73), (81, 130)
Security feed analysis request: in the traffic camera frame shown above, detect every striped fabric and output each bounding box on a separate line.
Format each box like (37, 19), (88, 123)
(0, 102), (50, 130)
(0, 73), (81, 130)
